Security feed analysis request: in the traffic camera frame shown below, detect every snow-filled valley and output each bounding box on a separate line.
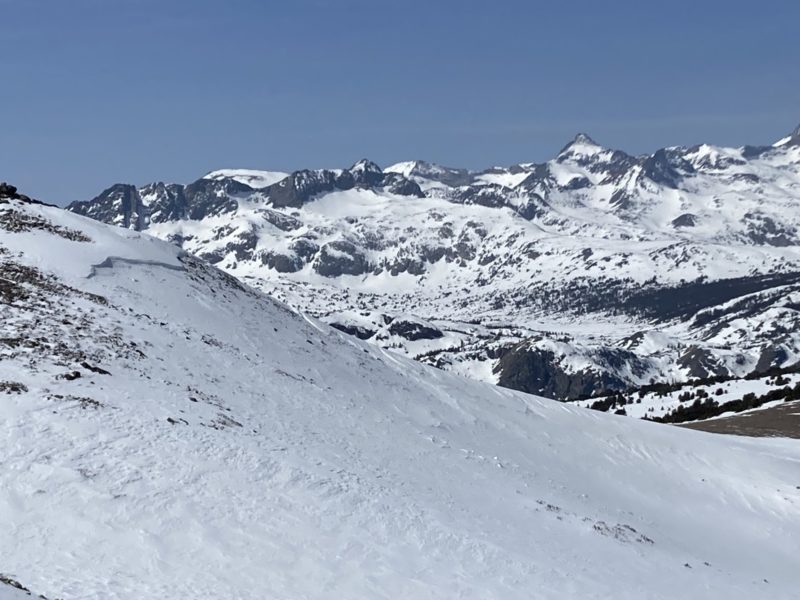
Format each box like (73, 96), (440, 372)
(2, 198), (800, 598)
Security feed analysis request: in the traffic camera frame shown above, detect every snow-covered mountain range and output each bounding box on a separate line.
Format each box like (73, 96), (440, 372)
(66, 125), (800, 401)
(3, 192), (800, 599)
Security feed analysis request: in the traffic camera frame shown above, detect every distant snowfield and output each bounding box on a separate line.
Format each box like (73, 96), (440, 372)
(2, 201), (800, 599)
(203, 168), (288, 188)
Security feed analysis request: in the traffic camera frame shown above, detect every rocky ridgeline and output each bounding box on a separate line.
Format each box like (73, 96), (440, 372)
(67, 159), (425, 232)
(0, 182), (35, 204)
(0, 182), (54, 208)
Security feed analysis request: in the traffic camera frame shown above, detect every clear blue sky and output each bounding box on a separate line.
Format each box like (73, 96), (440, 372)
(2, 0), (798, 204)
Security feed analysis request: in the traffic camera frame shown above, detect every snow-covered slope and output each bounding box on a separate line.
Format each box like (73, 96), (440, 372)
(0, 587), (31, 600)
(66, 126), (800, 401)
(3, 197), (800, 598)
(0, 196), (800, 600)
(203, 168), (288, 188)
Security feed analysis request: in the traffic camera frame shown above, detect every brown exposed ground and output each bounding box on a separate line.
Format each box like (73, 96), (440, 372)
(680, 400), (800, 439)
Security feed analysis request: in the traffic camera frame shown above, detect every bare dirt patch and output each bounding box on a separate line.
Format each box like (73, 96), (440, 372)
(680, 401), (800, 438)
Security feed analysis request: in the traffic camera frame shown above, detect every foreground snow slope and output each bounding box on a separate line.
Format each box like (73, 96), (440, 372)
(2, 200), (800, 599)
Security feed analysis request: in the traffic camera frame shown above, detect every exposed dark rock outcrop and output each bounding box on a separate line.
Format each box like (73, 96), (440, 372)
(350, 159), (384, 187)
(183, 178), (250, 220)
(640, 148), (693, 189)
(0, 182), (48, 206)
(495, 345), (632, 400)
(261, 209), (303, 232)
(381, 172), (424, 197)
(314, 240), (370, 277)
(227, 227), (259, 261)
(67, 177), (251, 229)
(754, 344), (790, 373)
(329, 322), (376, 340)
(672, 213), (697, 228)
(677, 346), (729, 379)
(455, 185), (509, 210)
(387, 317), (443, 341)
(262, 250), (304, 273)
(142, 182), (189, 223)
(69, 183), (145, 229)
(267, 169), (348, 208)
(289, 238), (320, 261)
(787, 123), (800, 146)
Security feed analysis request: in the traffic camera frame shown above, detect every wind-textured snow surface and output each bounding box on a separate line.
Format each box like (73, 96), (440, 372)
(2, 200), (800, 599)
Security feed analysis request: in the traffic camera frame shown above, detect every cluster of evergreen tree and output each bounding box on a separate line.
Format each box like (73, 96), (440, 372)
(588, 392), (641, 412)
(579, 361), (800, 407)
(653, 382), (800, 424)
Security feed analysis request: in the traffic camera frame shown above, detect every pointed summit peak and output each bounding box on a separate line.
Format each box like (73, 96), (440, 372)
(791, 123), (800, 143)
(349, 159), (384, 187)
(557, 132), (604, 158)
(572, 132), (598, 145)
(349, 159), (383, 174)
(773, 123), (800, 147)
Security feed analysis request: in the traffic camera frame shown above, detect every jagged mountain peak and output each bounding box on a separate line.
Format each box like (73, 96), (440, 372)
(772, 122), (800, 148)
(69, 183), (145, 230)
(791, 123), (800, 144)
(349, 159), (383, 174)
(349, 159), (385, 188)
(557, 132), (607, 158)
(572, 132), (599, 146)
